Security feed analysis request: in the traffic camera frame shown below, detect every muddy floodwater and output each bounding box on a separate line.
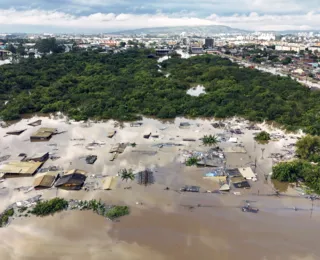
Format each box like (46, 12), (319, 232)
(0, 114), (319, 260)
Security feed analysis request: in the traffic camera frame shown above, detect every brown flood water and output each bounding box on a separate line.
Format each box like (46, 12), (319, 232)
(0, 115), (318, 260)
(0, 205), (319, 260)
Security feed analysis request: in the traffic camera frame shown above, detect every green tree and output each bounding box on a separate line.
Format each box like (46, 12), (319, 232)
(7, 44), (16, 54)
(296, 135), (320, 162)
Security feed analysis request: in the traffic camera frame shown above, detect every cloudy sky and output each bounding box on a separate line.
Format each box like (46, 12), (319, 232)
(0, 0), (319, 33)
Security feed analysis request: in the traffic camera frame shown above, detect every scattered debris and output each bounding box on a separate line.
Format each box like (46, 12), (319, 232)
(130, 122), (143, 127)
(6, 129), (26, 136)
(182, 138), (196, 142)
(28, 120), (42, 127)
(132, 150), (157, 156)
(143, 132), (152, 139)
(0, 155), (10, 162)
(107, 131), (117, 138)
(179, 122), (191, 129)
(180, 185), (200, 192)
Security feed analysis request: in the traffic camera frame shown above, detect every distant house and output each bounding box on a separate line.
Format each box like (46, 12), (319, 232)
(30, 127), (57, 142)
(191, 47), (203, 54)
(55, 173), (86, 190)
(156, 49), (171, 56)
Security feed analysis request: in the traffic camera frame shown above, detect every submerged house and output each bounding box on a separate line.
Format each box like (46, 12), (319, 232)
(26, 152), (49, 162)
(55, 173), (86, 190)
(0, 161), (43, 178)
(30, 128), (57, 142)
(33, 174), (56, 190)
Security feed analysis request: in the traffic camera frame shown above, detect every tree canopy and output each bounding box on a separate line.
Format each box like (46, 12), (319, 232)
(0, 49), (320, 135)
(296, 135), (320, 162)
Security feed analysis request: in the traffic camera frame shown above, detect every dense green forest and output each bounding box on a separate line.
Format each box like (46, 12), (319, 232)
(1, 49), (320, 134)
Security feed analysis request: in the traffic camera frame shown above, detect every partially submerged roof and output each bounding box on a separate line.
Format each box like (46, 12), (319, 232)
(0, 161), (42, 175)
(33, 175), (55, 188)
(65, 169), (87, 176)
(55, 173), (86, 187)
(102, 176), (118, 190)
(31, 127), (57, 138)
(238, 167), (255, 180)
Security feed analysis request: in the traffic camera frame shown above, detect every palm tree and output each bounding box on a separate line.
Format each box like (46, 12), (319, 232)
(202, 135), (218, 146)
(120, 168), (135, 182)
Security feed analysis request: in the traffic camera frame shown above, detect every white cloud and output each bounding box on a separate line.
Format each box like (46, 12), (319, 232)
(0, 8), (319, 32)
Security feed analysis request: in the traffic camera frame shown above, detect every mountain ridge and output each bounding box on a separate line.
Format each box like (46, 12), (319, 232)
(109, 25), (250, 35)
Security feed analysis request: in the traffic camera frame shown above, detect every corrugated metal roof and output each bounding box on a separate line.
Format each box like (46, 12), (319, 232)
(33, 175), (55, 188)
(0, 161), (42, 175)
(31, 127), (56, 138)
(102, 176), (117, 190)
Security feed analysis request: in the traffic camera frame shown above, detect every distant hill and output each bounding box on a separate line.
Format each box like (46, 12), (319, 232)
(110, 25), (249, 35)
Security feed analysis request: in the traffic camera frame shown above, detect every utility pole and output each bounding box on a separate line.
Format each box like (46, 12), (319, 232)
(261, 148), (265, 160)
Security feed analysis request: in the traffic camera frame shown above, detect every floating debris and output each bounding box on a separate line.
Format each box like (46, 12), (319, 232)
(143, 132), (152, 139)
(182, 138), (196, 142)
(132, 150), (157, 156)
(28, 120), (42, 127)
(86, 155), (97, 164)
(152, 143), (183, 148)
(6, 129), (26, 136)
(130, 122), (143, 127)
(179, 122), (191, 129)
(0, 155), (10, 162)
(107, 131), (117, 138)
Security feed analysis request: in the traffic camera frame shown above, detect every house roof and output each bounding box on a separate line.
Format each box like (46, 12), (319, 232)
(65, 169), (87, 176)
(55, 173), (86, 187)
(102, 176), (118, 190)
(33, 175), (55, 188)
(0, 161), (42, 175)
(31, 127), (56, 138)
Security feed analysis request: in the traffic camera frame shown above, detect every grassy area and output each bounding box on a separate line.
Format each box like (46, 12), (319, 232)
(0, 208), (14, 227)
(106, 206), (130, 220)
(31, 198), (69, 216)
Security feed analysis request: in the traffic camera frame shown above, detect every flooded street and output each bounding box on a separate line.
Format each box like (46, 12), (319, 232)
(0, 115), (319, 259)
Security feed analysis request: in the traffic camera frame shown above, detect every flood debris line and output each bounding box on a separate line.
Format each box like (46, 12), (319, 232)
(152, 142), (183, 148)
(86, 141), (106, 150)
(132, 150), (157, 156)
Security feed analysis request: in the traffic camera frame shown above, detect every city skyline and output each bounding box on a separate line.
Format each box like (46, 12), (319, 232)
(0, 0), (319, 33)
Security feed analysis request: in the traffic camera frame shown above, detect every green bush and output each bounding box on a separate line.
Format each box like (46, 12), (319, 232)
(31, 198), (68, 216)
(106, 206), (130, 219)
(254, 131), (271, 143)
(186, 156), (199, 166)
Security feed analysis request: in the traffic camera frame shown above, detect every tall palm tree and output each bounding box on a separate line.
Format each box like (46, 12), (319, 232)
(120, 168), (135, 182)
